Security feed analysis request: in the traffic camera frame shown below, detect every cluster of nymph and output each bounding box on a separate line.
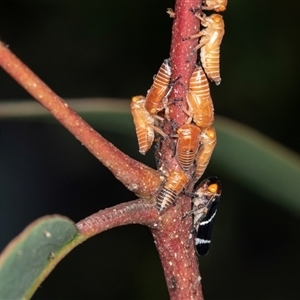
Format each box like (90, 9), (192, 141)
(131, 0), (227, 255)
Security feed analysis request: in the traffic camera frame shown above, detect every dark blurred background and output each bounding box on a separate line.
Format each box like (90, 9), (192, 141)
(1, 1), (300, 299)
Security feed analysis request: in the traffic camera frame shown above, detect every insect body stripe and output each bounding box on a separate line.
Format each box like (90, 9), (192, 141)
(194, 182), (220, 256)
(176, 124), (201, 173)
(195, 241), (210, 256)
(195, 238), (211, 245)
(191, 13), (225, 85)
(131, 95), (167, 154)
(194, 126), (217, 181)
(185, 177), (221, 256)
(178, 150), (196, 171)
(131, 96), (155, 154)
(199, 209), (217, 226)
(200, 47), (221, 84)
(135, 126), (154, 153)
(156, 171), (189, 213)
(145, 59), (172, 115)
(156, 188), (177, 213)
(187, 66), (214, 128)
(153, 60), (171, 88)
(189, 66), (211, 99)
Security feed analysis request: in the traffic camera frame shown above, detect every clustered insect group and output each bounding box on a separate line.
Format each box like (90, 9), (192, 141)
(131, 0), (227, 255)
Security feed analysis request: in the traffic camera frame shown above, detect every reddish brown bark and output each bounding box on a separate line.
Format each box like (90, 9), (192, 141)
(77, 200), (158, 238)
(149, 0), (205, 299)
(0, 42), (160, 199)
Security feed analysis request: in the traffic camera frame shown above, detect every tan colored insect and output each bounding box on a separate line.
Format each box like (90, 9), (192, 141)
(186, 66), (214, 128)
(145, 59), (172, 115)
(176, 124), (201, 173)
(202, 0), (227, 12)
(166, 8), (175, 18)
(194, 126), (217, 180)
(156, 170), (189, 213)
(191, 13), (225, 85)
(131, 95), (166, 155)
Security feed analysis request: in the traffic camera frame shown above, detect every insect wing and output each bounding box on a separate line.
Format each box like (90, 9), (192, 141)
(195, 196), (220, 256)
(192, 176), (221, 256)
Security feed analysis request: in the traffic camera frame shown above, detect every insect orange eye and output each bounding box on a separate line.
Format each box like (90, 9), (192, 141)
(132, 95), (145, 103)
(213, 15), (222, 22)
(196, 120), (202, 127)
(207, 183), (218, 193)
(206, 128), (216, 139)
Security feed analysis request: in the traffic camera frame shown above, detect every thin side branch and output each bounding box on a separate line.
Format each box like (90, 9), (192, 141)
(77, 199), (158, 239)
(0, 42), (160, 198)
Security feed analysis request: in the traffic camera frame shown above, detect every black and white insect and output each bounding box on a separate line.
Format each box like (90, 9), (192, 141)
(184, 176), (221, 256)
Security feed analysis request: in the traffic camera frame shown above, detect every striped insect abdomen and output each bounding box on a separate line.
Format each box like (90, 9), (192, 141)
(131, 95), (155, 154)
(187, 66), (214, 128)
(176, 124), (201, 172)
(200, 46), (221, 85)
(145, 59), (172, 115)
(156, 170), (189, 213)
(199, 14), (225, 85)
(194, 126), (217, 181)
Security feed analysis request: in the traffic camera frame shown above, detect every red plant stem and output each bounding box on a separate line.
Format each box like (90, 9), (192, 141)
(151, 204), (204, 300)
(168, 0), (200, 127)
(0, 42), (160, 199)
(150, 0), (205, 299)
(77, 199), (158, 239)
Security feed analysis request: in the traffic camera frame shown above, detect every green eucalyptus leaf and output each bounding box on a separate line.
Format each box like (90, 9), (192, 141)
(0, 215), (80, 300)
